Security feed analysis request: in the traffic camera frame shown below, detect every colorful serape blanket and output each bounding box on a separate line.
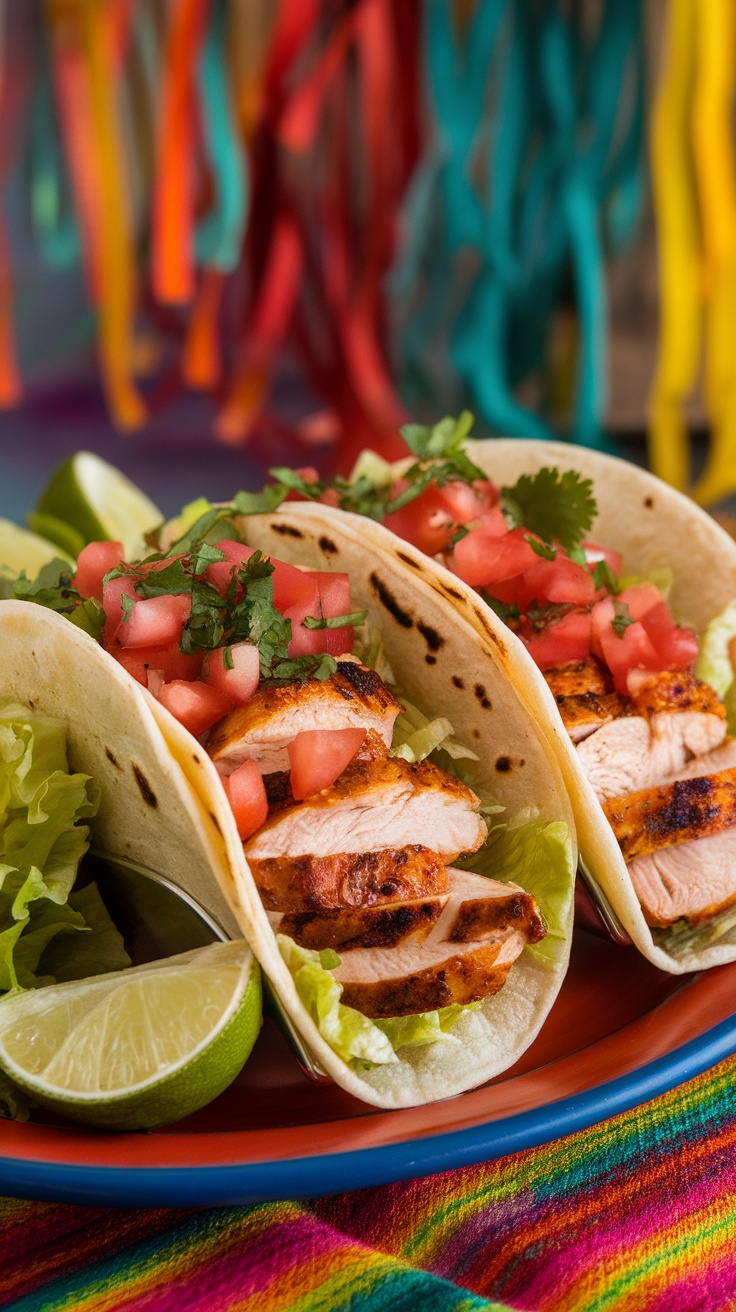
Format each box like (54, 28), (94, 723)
(2, 1053), (736, 1312)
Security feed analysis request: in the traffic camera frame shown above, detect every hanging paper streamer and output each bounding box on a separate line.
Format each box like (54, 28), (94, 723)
(12, 1), (729, 480)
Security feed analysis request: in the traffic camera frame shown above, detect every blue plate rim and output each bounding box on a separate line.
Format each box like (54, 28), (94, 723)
(1, 1010), (734, 1208)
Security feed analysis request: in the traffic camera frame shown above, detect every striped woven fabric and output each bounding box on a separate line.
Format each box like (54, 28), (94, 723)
(2, 1054), (736, 1312)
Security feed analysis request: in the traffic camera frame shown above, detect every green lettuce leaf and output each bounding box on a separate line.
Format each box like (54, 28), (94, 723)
(695, 599), (736, 711)
(0, 699), (101, 994)
(456, 812), (574, 967)
(389, 698), (479, 765)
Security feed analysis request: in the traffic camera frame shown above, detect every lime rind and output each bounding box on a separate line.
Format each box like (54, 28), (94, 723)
(0, 518), (72, 577)
(35, 452), (163, 559)
(0, 940), (262, 1130)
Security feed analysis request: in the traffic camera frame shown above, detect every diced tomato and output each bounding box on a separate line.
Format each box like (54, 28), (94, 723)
(204, 642), (260, 704)
(156, 680), (234, 735)
(102, 574), (140, 645)
(646, 618), (699, 670)
(73, 541), (125, 604)
(452, 526), (538, 588)
(117, 594), (191, 649)
(221, 760), (268, 840)
(383, 485), (456, 556)
(583, 542), (623, 576)
(436, 480), (486, 524)
(522, 609), (591, 669)
(271, 558), (320, 613)
(286, 606), (354, 658)
(516, 555), (597, 610)
(308, 571), (351, 618)
(109, 641), (203, 686)
(288, 727), (366, 800)
(616, 583), (663, 622)
(204, 540), (255, 598)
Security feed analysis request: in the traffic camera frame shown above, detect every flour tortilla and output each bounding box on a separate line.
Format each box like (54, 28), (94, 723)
(459, 439), (736, 974)
(107, 501), (576, 1109)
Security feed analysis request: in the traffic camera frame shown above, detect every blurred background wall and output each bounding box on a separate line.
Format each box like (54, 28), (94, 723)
(0, 0), (733, 515)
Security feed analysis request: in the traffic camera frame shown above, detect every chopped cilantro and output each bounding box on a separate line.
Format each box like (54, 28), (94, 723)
(13, 560), (105, 641)
(481, 594), (520, 625)
(592, 559), (620, 593)
(232, 485), (290, 515)
(303, 610), (368, 630)
(525, 536), (557, 561)
(120, 593), (136, 618)
(501, 468), (596, 554)
(611, 600), (634, 638)
(524, 601), (575, 633)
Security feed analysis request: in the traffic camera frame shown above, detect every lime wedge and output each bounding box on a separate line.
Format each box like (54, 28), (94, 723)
(26, 512), (85, 560)
(0, 518), (72, 578)
(0, 940), (261, 1130)
(35, 452), (163, 559)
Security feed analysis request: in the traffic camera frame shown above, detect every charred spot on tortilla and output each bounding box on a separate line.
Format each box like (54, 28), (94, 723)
(132, 765), (158, 808)
(369, 572), (413, 628)
(425, 654), (437, 665)
(270, 522), (304, 539)
(209, 811), (222, 836)
(475, 613), (507, 654)
(319, 535), (338, 554)
(473, 729), (480, 739)
(495, 756), (512, 772)
(397, 550), (422, 570)
(193, 753), (201, 764)
(105, 747), (121, 770)
(452, 676), (465, 690)
(417, 621), (444, 652)
(644, 496), (654, 509)
(474, 684), (492, 709)
(440, 582), (466, 602)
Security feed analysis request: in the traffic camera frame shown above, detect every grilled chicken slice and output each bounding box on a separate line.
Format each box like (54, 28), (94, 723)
(251, 846), (449, 912)
(270, 892), (448, 949)
(270, 868), (545, 950)
(554, 691), (631, 744)
(208, 660), (401, 775)
(629, 829), (736, 927)
(627, 668), (726, 720)
(576, 712), (727, 801)
(544, 657), (613, 698)
(603, 767), (736, 863)
(244, 752), (487, 864)
(660, 738), (736, 781)
(333, 931), (527, 1018)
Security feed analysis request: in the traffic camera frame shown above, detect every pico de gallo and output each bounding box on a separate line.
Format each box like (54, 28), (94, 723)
(13, 515), (368, 842)
(262, 414), (699, 697)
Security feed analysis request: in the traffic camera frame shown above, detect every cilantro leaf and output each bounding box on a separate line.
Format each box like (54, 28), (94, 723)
(269, 468), (326, 500)
(13, 560), (105, 641)
(500, 468), (596, 553)
(481, 594), (520, 625)
(233, 485), (291, 515)
(592, 559), (620, 593)
(611, 600), (634, 638)
(524, 601), (575, 633)
(303, 610), (368, 630)
(400, 411), (476, 460)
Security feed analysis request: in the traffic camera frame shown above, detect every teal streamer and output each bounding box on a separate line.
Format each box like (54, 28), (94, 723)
(195, 0), (248, 272)
(27, 37), (79, 270)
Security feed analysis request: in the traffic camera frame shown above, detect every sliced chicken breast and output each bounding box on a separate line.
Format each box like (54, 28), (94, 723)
(270, 893), (449, 950)
(269, 868), (545, 951)
(576, 712), (727, 801)
(244, 752), (487, 863)
(251, 846), (450, 912)
(629, 828), (736, 927)
(660, 737), (736, 782)
(544, 657), (613, 698)
(333, 931), (527, 1018)
(627, 668), (727, 720)
(603, 767), (736, 862)
(554, 691), (631, 744)
(208, 660), (401, 775)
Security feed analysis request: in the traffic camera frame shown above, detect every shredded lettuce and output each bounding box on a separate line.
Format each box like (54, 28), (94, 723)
(0, 699), (105, 993)
(390, 699), (480, 765)
(652, 901), (736, 958)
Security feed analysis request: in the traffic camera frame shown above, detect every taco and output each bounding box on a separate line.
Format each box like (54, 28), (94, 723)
(276, 420), (736, 974)
(6, 496), (576, 1109)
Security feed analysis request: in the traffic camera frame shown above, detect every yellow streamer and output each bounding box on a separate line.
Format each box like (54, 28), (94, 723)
(47, 0), (145, 430)
(647, 0), (700, 492)
(690, 0), (736, 505)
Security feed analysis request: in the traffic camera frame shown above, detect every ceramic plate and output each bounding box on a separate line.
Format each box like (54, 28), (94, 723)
(2, 917), (736, 1207)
